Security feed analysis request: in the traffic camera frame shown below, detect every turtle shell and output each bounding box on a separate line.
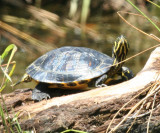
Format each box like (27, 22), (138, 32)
(26, 46), (113, 83)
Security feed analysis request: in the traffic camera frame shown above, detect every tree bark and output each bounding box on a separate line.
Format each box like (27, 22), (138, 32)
(1, 47), (160, 133)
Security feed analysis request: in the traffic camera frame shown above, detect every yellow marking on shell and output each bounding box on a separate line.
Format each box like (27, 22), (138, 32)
(48, 80), (91, 90)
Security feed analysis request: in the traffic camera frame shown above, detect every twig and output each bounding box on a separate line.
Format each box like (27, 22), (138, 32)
(117, 11), (160, 42)
(0, 30), (35, 56)
(0, 61), (15, 67)
(126, 0), (160, 32)
(0, 21), (54, 54)
(147, 90), (158, 133)
(128, 103), (160, 119)
(106, 82), (155, 133)
(102, 43), (160, 77)
(27, 5), (65, 38)
(108, 77), (160, 133)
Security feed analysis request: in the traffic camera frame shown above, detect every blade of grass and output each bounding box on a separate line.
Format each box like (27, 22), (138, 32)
(5, 44), (17, 70)
(126, 0), (160, 32)
(12, 112), (22, 133)
(81, 0), (90, 25)
(61, 129), (88, 133)
(0, 103), (8, 132)
(0, 44), (17, 92)
(0, 94), (12, 133)
(0, 44), (17, 75)
(0, 44), (17, 64)
(147, 0), (160, 8)
(0, 62), (16, 92)
(1, 94), (24, 132)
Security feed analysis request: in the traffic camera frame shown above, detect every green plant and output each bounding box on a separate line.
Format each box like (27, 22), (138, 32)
(0, 44), (30, 132)
(61, 129), (88, 133)
(126, 0), (160, 32)
(0, 44), (17, 92)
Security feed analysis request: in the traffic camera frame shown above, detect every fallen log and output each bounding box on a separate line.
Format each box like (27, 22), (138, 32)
(1, 47), (160, 133)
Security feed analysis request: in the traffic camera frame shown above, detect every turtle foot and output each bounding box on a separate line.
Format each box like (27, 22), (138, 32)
(32, 83), (50, 101)
(32, 88), (50, 101)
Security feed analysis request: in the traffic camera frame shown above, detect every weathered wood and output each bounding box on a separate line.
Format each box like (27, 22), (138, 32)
(1, 47), (160, 133)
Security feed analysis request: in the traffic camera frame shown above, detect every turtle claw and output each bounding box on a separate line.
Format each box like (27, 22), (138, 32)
(96, 84), (108, 88)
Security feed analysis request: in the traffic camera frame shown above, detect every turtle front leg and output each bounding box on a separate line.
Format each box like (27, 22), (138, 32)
(95, 74), (108, 87)
(32, 83), (50, 101)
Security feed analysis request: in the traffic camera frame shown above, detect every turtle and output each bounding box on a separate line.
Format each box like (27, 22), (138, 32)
(14, 35), (133, 101)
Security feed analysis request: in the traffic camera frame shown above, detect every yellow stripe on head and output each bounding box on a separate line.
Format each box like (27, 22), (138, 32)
(112, 35), (129, 63)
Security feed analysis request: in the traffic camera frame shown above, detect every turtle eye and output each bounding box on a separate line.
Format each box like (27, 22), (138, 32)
(23, 75), (32, 82)
(24, 77), (28, 82)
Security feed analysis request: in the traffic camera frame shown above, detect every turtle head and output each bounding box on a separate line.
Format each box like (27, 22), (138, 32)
(12, 73), (32, 86)
(112, 35), (129, 66)
(121, 66), (134, 80)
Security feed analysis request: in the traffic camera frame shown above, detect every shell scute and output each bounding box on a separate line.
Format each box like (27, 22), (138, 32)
(26, 46), (113, 83)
